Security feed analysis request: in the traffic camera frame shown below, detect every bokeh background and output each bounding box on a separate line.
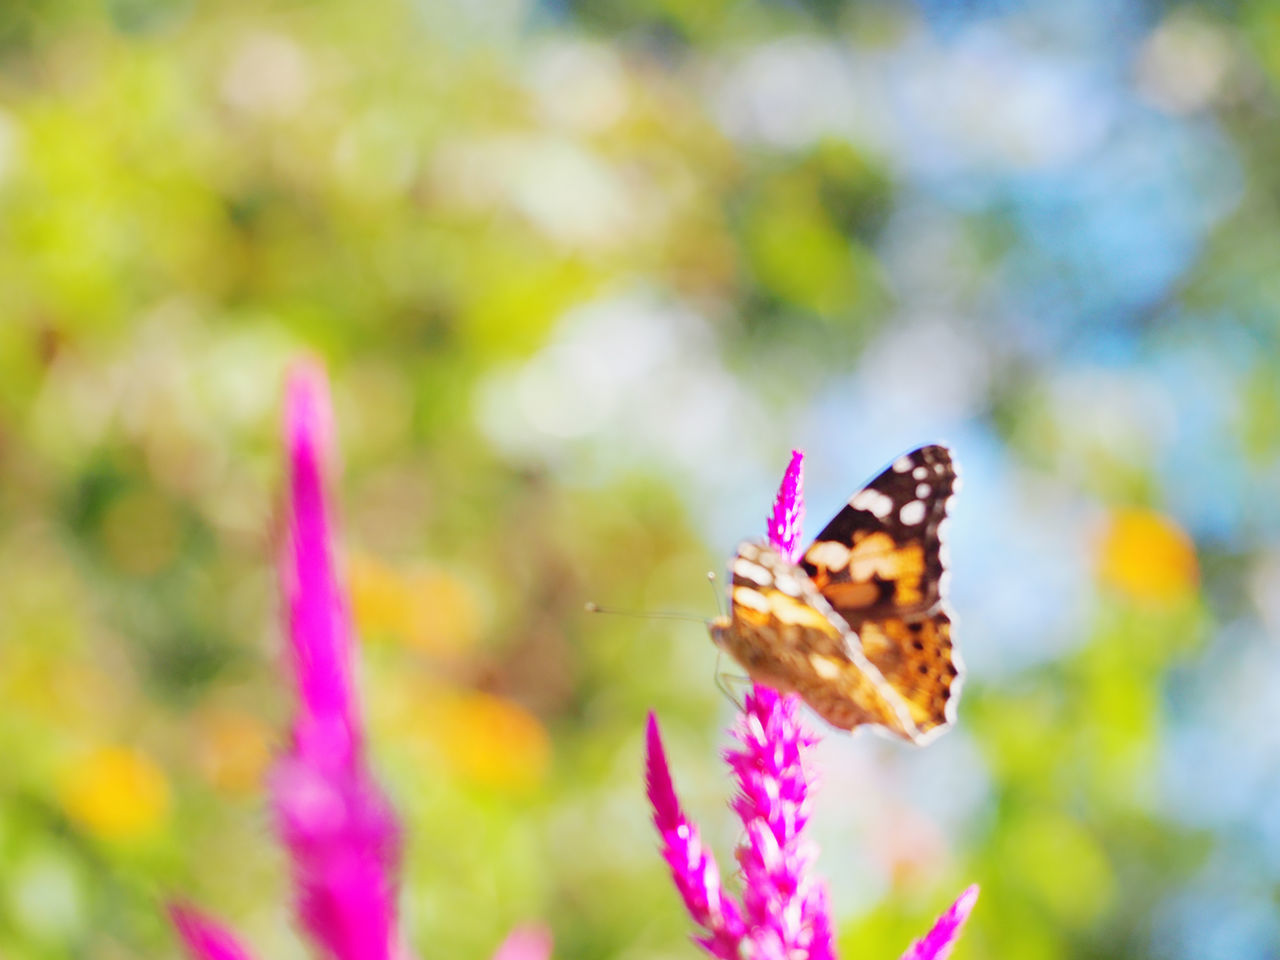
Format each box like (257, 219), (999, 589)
(1, 0), (1277, 957)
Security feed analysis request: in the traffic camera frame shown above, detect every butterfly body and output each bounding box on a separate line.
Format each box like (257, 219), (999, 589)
(709, 444), (962, 744)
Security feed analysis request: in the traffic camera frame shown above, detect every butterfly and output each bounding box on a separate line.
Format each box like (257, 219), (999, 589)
(709, 444), (962, 744)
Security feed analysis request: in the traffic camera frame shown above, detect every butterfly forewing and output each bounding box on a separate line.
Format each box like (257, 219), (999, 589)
(802, 444), (955, 621)
(802, 444), (961, 738)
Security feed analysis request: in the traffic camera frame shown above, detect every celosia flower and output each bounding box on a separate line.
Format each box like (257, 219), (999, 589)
(646, 714), (746, 960)
(766, 449), (805, 565)
(646, 450), (977, 960)
(727, 684), (835, 960)
(170, 904), (256, 960)
(172, 362), (551, 960)
(271, 362), (400, 960)
(899, 885), (979, 960)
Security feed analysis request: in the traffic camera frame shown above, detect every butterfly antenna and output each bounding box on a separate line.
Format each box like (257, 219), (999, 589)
(583, 602), (705, 624)
(707, 570), (725, 619)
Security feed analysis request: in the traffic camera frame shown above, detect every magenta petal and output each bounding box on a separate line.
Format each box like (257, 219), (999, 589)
(899, 885), (980, 960)
(645, 713), (682, 835)
(271, 757), (401, 960)
(169, 904), (258, 960)
(767, 450), (805, 563)
(804, 884), (837, 960)
(281, 361), (359, 765)
(644, 713), (746, 959)
(729, 684), (834, 960)
(273, 362), (401, 960)
(490, 925), (554, 960)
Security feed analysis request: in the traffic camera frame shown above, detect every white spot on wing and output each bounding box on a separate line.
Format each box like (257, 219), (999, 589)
(806, 540), (851, 569)
(733, 586), (771, 612)
(773, 573), (803, 597)
(913, 465), (928, 480)
(916, 482), (931, 498)
(809, 654), (841, 679)
(733, 558), (772, 587)
(851, 488), (894, 519)
(900, 500), (926, 525)
(893, 455), (913, 473)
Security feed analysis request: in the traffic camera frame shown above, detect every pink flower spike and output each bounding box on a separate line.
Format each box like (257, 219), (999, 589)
(727, 684), (835, 960)
(899, 885), (980, 960)
(273, 362), (401, 960)
(767, 450), (805, 563)
(281, 360), (357, 765)
(645, 713), (746, 959)
(169, 904), (258, 960)
(490, 925), (554, 960)
(647, 448), (979, 960)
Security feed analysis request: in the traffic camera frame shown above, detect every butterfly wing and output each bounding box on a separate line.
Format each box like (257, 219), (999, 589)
(853, 609), (958, 738)
(801, 445), (962, 740)
(710, 541), (918, 740)
(802, 444), (955, 619)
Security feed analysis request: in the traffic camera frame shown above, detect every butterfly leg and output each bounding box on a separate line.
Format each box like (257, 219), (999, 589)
(713, 649), (750, 711)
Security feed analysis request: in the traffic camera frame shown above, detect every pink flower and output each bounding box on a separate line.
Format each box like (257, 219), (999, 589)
(766, 450), (805, 565)
(645, 450), (977, 960)
(170, 904), (256, 960)
(900, 885), (980, 960)
(646, 714), (746, 960)
(271, 362), (400, 960)
(646, 688), (833, 960)
(727, 684), (834, 960)
(171, 361), (550, 960)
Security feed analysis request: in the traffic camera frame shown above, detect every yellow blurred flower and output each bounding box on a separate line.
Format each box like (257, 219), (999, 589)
(58, 745), (170, 841)
(1097, 507), (1198, 603)
(399, 689), (551, 792)
(350, 553), (480, 654)
(438, 692), (551, 791)
(194, 707), (273, 795)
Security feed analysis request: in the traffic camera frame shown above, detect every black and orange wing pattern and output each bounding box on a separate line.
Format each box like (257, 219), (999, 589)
(801, 445), (961, 739)
(709, 445), (962, 744)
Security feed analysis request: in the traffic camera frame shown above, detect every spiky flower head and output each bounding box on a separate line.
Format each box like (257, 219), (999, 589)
(645, 448), (977, 960)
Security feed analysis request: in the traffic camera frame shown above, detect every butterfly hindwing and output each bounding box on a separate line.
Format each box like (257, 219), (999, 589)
(854, 608), (959, 737)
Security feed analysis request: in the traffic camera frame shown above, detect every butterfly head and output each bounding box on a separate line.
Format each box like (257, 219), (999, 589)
(707, 615), (731, 650)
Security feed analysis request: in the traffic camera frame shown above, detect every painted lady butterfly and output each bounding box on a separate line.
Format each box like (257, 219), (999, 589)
(710, 445), (962, 744)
